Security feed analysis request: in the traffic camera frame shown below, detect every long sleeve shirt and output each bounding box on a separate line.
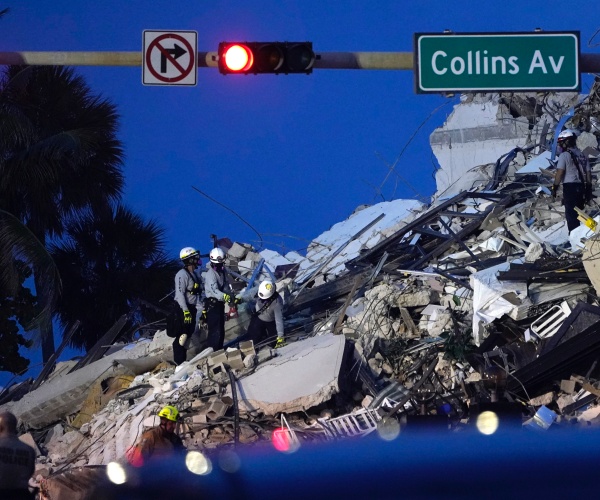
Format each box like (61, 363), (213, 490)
(253, 294), (285, 338)
(174, 268), (203, 312)
(203, 266), (230, 302)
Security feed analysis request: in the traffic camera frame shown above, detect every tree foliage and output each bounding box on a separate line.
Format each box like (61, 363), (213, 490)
(0, 64), (178, 368)
(51, 205), (179, 350)
(0, 65), (125, 361)
(0, 260), (36, 374)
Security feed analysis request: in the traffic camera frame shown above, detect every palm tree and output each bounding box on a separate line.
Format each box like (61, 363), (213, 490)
(0, 209), (61, 373)
(50, 204), (180, 351)
(0, 65), (125, 361)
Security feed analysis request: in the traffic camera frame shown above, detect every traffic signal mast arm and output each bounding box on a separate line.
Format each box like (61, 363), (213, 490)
(0, 50), (413, 69)
(1, 50), (600, 72)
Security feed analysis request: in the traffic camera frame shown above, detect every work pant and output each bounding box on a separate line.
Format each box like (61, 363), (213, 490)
(563, 182), (585, 232)
(206, 299), (225, 351)
(173, 304), (198, 365)
(246, 316), (278, 348)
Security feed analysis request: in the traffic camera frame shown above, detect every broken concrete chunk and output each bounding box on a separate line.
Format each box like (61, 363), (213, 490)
(396, 289), (434, 308)
(524, 242), (544, 262)
(232, 334), (346, 416)
(560, 379), (577, 394)
(227, 242), (249, 260)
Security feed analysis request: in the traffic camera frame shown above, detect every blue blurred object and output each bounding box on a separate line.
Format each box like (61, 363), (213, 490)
(525, 405), (558, 431)
(97, 426), (600, 499)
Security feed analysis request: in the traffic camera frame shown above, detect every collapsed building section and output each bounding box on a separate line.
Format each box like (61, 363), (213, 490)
(5, 83), (600, 496)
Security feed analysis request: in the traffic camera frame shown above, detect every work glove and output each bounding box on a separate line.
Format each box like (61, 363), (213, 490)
(183, 310), (192, 324)
(178, 334), (188, 347)
(586, 183), (593, 203)
(551, 184), (558, 200)
(223, 293), (232, 304)
(234, 296), (243, 305)
(201, 309), (207, 322)
(191, 282), (200, 295)
(275, 337), (287, 349)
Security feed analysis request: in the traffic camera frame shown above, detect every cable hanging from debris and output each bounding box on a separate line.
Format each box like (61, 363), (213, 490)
(192, 185), (264, 248)
(372, 99), (453, 205)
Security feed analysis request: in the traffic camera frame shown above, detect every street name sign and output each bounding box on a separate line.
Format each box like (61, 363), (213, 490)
(415, 32), (579, 93)
(143, 30), (197, 86)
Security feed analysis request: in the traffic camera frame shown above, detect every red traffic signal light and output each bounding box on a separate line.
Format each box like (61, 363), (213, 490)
(218, 42), (315, 75)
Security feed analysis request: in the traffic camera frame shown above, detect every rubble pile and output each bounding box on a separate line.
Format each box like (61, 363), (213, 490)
(5, 83), (600, 496)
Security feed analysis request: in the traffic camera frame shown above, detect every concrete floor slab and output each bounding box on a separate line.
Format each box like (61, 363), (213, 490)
(233, 333), (346, 415)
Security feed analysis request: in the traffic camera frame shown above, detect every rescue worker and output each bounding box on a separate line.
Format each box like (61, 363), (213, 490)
(173, 247), (204, 365)
(551, 129), (592, 232)
(203, 247), (234, 351)
(247, 280), (286, 349)
(0, 411), (36, 499)
(126, 405), (185, 467)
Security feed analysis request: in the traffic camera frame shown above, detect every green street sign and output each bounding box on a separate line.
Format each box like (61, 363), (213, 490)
(415, 32), (580, 93)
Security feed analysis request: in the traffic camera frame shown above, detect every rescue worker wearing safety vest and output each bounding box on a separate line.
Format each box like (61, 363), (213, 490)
(126, 406), (185, 467)
(203, 247), (235, 351)
(173, 247), (204, 365)
(551, 129), (592, 232)
(247, 280), (286, 349)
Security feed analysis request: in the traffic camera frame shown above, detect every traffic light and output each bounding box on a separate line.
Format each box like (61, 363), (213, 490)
(218, 42), (315, 75)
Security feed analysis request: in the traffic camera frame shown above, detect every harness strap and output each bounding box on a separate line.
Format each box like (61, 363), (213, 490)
(252, 293), (278, 317)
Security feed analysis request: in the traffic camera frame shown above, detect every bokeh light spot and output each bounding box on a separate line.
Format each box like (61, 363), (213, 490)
(377, 417), (401, 441)
(218, 449), (241, 473)
(476, 411), (499, 435)
(106, 461), (127, 485)
(186, 450), (212, 475)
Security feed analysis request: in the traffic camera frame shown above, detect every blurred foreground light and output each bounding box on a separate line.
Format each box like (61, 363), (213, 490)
(476, 411), (499, 435)
(272, 427), (300, 453)
(218, 450), (241, 473)
(377, 417), (400, 441)
(186, 451), (212, 476)
(272, 427), (290, 452)
(106, 461), (127, 485)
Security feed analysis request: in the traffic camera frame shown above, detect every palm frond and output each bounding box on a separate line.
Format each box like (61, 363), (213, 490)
(0, 209), (61, 328)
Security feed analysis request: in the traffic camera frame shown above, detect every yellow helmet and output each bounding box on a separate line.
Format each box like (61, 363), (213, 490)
(157, 405), (179, 422)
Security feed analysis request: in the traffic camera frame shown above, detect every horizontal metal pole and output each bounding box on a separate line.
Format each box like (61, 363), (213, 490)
(0, 51), (143, 66)
(0, 51), (599, 73)
(0, 51), (219, 67)
(0, 51), (414, 69)
(315, 52), (413, 70)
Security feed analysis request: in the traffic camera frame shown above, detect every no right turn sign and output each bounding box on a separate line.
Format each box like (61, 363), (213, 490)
(143, 30), (197, 86)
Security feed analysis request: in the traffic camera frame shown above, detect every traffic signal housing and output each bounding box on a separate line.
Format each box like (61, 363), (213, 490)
(218, 42), (315, 75)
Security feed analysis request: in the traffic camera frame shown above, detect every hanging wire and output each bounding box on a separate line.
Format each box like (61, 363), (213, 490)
(373, 99), (453, 204)
(191, 185), (264, 248)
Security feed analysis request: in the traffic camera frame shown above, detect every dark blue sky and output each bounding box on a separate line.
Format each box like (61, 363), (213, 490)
(4, 2), (598, 257)
(2, 2), (599, 383)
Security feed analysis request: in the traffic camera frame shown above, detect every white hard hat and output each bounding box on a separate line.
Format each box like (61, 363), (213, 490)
(209, 247), (226, 263)
(258, 280), (275, 300)
(557, 129), (577, 142)
(180, 247), (199, 261)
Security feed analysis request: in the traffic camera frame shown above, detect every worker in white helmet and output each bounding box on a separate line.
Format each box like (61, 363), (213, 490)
(247, 280), (286, 349)
(203, 247), (235, 351)
(170, 247), (204, 365)
(551, 129), (593, 232)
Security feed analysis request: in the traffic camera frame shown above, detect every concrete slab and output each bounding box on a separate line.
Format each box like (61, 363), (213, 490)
(2, 339), (152, 429)
(232, 333), (346, 415)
